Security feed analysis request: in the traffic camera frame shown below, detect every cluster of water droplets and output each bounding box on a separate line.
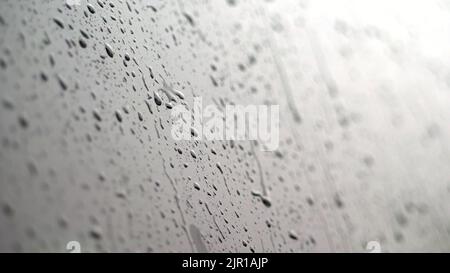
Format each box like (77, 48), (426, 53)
(1, 0), (439, 253)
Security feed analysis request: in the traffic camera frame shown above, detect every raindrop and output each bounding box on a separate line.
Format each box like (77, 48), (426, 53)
(53, 17), (64, 29)
(87, 4), (96, 14)
(105, 43), (114, 58)
(288, 230), (298, 240)
(115, 110), (123, 122)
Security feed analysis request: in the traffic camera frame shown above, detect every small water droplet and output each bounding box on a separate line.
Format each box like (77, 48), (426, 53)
(87, 4), (96, 14)
(105, 43), (114, 58)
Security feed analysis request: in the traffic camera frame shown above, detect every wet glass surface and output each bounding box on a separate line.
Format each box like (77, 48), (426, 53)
(1, 0), (450, 252)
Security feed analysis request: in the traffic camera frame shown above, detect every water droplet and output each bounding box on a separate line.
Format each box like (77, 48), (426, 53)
(288, 230), (298, 240)
(153, 91), (162, 106)
(105, 43), (114, 58)
(114, 110), (123, 122)
(79, 38), (87, 48)
(87, 4), (96, 14)
(53, 18), (64, 29)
